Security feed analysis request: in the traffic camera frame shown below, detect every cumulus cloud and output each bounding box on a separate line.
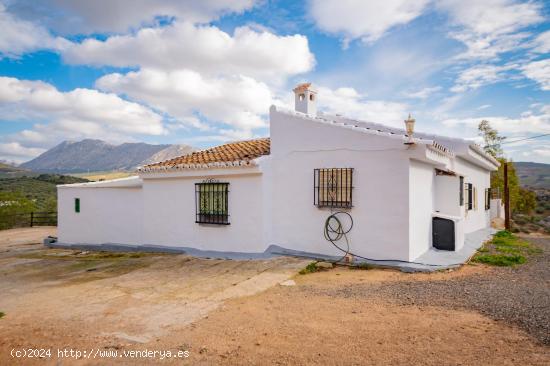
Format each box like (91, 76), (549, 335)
(437, 0), (544, 60)
(442, 105), (550, 136)
(0, 76), (166, 161)
(522, 59), (550, 91)
(7, 0), (257, 35)
(0, 142), (46, 163)
(62, 22), (314, 82)
(96, 68), (275, 131)
(0, 4), (68, 57)
(316, 86), (408, 127)
(0, 77), (165, 136)
(309, 0), (430, 45)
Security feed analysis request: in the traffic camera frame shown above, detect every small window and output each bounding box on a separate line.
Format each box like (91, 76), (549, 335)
(74, 198), (80, 213)
(485, 188), (491, 210)
(459, 176), (464, 206)
(299, 93), (305, 101)
(314, 168), (353, 208)
(195, 181), (229, 225)
(466, 183), (473, 211)
(309, 93), (314, 101)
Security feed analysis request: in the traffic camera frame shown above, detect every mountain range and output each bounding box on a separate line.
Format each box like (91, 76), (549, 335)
(515, 162), (550, 189)
(20, 139), (195, 173)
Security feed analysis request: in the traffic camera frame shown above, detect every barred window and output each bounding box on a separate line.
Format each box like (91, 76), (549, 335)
(459, 176), (464, 206)
(195, 181), (229, 225)
(314, 168), (353, 208)
(465, 183), (473, 211)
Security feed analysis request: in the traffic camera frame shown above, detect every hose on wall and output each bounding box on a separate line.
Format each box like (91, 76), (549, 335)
(323, 212), (465, 267)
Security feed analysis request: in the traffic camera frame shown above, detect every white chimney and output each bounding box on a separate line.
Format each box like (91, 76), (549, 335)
(293, 83), (317, 116)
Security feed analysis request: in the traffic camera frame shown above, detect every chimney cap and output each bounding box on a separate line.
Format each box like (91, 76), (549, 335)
(293, 82), (316, 93)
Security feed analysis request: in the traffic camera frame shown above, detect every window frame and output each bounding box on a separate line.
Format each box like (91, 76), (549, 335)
(195, 181), (230, 225)
(314, 168), (354, 208)
(459, 176), (464, 206)
(466, 183), (473, 211)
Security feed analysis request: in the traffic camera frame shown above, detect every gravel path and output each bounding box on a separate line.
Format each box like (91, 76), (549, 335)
(321, 237), (550, 345)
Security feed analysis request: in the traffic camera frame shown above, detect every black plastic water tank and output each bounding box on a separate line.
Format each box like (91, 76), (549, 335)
(432, 217), (455, 251)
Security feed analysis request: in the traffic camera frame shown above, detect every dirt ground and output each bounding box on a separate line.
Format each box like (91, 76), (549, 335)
(0, 228), (548, 365)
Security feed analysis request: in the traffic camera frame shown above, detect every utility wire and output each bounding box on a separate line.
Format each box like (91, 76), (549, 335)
(501, 133), (550, 145)
(484, 133), (550, 148)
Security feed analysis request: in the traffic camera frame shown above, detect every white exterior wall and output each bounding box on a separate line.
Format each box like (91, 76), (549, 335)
(434, 175), (461, 216)
(57, 187), (142, 245)
(269, 109), (412, 261)
(141, 172), (265, 253)
(454, 158), (491, 233)
(408, 160), (435, 260)
(56, 107), (496, 262)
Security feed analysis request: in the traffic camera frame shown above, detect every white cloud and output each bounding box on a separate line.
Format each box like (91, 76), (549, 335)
(309, 0), (430, 45)
(532, 147), (550, 157)
(0, 76), (166, 161)
(0, 142), (46, 163)
(442, 106), (550, 136)
(437, 0), (544, 60)
(531, 30), (550, 53)
(96, 68), (274, 131)
(8, 0), (257, 35)
(316, 86), (408, 127)
(0, 4), (68, 57)
(403, 86), (442, 99)
(477, 104), (491, 110)
(63, 22), (314, 82)
(0, 77), (165, 136)
(522, 59), (550, 91)
(451, 63), (515, 92)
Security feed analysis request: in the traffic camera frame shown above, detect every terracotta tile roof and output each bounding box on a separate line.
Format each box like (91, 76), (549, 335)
(142, 138), (270, 171)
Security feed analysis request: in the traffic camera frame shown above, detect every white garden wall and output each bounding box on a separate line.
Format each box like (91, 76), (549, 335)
(57, 186), (143, 245)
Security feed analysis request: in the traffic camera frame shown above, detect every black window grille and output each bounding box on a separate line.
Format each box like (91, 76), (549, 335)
(314, 168), (353, 208)
(485, 188), (491, 210)
(459, 176), (464, 206)
(195, 181), (229, 225)
(466, 183), (473, 211)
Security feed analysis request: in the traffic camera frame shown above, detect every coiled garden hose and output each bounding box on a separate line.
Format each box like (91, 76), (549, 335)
(323, 211), (465, 267)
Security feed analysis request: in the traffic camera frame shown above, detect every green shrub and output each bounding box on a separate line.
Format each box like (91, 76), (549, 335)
(299, 262), (319, 275)
(494, 230), (513, 239)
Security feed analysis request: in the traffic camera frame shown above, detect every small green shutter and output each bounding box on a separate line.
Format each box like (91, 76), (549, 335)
(75, 198), (80, 213)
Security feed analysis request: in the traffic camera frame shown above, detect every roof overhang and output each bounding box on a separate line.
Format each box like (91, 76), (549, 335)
(57, 176), (143, 189)
(139, 163), (263, 179)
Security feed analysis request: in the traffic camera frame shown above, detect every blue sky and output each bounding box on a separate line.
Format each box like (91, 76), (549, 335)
(0, 0), (549, 164)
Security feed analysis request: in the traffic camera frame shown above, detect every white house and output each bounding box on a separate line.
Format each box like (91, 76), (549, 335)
(57, 83), (499, 264)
